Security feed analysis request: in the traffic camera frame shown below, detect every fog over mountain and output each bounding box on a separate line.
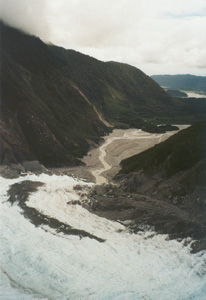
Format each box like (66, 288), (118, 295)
(0, 0), (206, 75)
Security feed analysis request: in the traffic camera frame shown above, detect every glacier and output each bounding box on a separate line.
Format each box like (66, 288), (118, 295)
(0, 174), (206, 300)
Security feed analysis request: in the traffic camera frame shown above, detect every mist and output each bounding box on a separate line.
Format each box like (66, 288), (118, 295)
(0, 0), (51, 41)
(0, 0), (206, 75)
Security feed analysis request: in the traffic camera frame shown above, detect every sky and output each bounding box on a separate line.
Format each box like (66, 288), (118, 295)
(0, 0), (206, 76)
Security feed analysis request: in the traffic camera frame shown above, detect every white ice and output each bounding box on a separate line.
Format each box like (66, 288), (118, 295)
(0, 174), (206, 300)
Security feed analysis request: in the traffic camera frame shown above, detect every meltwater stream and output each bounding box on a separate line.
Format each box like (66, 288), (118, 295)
(1, 174), (206, 300)
(86, 126), (189, 185)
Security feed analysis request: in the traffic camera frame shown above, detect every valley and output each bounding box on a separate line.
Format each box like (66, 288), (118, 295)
(1, 21), (206, 168)
(67, 125), (188, 184)
(0, 21), (206, 300)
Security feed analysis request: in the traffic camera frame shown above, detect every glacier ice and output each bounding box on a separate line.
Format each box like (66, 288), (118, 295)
(0, 174), (206, 300)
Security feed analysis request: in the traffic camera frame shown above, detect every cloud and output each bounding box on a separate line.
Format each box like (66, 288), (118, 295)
(0, 0), (206, 75)
(0, 0), (51, 40)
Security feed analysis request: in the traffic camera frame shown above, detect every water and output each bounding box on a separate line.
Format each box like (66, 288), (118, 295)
(185, 92), (206, 98)
(1, 174), (206, 300)
(86, 127), (189, 184)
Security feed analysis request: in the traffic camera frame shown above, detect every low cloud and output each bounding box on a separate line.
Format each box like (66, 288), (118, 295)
(0, 0), (51, 40)
(0, 0), (205, 75)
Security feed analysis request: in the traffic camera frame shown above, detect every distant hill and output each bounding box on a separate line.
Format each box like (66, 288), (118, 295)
(151, 74), (206, 93)
(166, 89), (188, 98)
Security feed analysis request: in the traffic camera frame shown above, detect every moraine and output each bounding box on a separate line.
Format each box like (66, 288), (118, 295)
(0, 128), (206, 300)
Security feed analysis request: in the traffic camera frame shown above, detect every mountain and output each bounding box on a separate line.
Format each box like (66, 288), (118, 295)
(166, 89), (188, 98)
(115, 123), (206, 251)
(151, 74), (206, 93)
(1, 22), (206, 299)
(1, 21), (206, 170)
(1, 22), (112, 168)
(0, 21), (177, 168)
(49, 46), (176, 122)
(120, 122), (206, 177)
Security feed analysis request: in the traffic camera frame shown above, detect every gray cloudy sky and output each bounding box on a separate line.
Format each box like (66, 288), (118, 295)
(1, 0), (206, 75)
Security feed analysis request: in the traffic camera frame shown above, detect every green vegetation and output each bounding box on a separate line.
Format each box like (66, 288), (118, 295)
(166, 89), (188, 98)
(151, 74), (206, 93)
(120, 122), (206, 178)
(49, 46), (176, 123)
(1, 21), (206, 167)
(0, 22), (108, 166)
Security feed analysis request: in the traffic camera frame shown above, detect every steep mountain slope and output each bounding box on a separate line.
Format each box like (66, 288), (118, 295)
(69, 124), (205, 253)
(151, 74), (206, 93)
(1, 22), (109, 167)
(166, 89), (188, 98)
(49, 46), (176, 122)
(1, 21), (206, 168)
(0, 21), (177, 167)
(120, 122), (206, 177)
(114, 123), (206, 250)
